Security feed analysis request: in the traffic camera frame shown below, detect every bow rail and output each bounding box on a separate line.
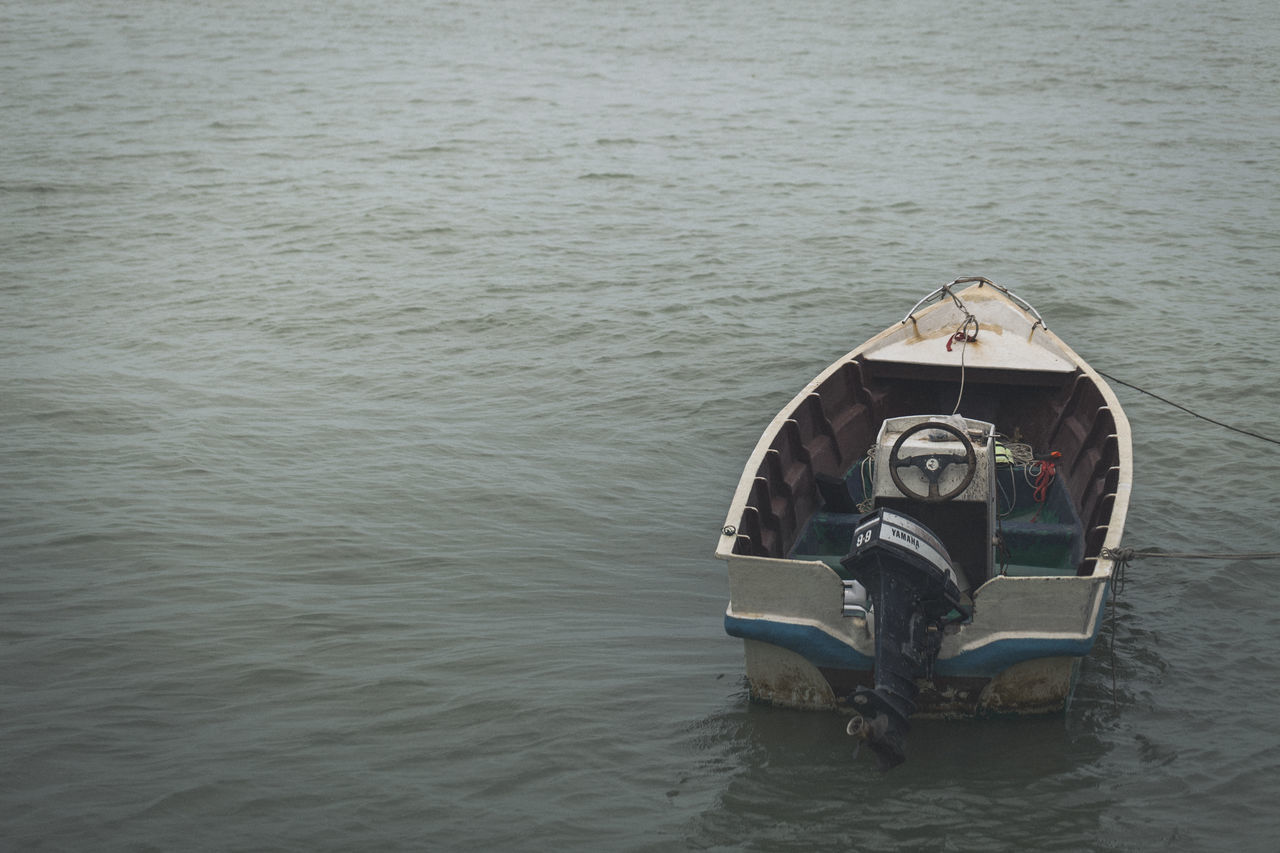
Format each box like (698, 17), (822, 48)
(901, 276), (1047, 330)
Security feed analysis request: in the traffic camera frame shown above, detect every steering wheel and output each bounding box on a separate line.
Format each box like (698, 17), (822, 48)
(888, 421), (978, 503)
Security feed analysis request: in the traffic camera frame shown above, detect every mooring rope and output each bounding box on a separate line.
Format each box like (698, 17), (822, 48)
(1097, 370), (1280, 447)
(1092, 373), (1280, 569)
(1078, 368), (1280, 707)
(1099, 545), (1280, 707)
(1104, 547), (1280, 561)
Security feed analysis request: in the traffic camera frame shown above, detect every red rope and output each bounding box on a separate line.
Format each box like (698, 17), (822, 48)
(1029, 458), (1059, 517)
(945, 329), (978, 352)
(945, 316), (979, 352)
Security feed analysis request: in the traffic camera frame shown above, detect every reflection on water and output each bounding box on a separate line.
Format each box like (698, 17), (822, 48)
(679, 685), (1118, 852)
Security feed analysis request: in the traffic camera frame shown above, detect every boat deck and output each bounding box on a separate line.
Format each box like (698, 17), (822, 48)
(788, 454), (1084, 581)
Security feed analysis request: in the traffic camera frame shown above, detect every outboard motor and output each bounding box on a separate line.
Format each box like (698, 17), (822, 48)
(840, 508), (971, 770)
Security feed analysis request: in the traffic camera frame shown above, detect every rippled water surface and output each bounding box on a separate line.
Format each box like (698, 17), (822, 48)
(4, 1), (1280, 850)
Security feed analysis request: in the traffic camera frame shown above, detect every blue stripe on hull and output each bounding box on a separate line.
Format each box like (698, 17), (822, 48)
(725, 613), (1102, 679)
(724, 614), (875, 670)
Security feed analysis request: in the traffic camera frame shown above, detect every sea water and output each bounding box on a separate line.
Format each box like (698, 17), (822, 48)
(3, 1), (1279, 850)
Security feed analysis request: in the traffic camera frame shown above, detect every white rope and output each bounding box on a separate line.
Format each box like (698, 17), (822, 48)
(856, 450), (876, 513)
(950, 314), (978, 416)
(1003, 442), (1034, 465)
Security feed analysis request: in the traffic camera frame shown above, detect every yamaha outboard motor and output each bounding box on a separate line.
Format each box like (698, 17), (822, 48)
(840, 508), (971, 770)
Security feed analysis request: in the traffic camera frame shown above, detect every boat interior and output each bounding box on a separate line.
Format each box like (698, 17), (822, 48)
(730, 355), (1123, 590)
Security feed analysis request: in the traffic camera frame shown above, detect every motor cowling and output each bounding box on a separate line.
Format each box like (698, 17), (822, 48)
(840, 508), (971, 770)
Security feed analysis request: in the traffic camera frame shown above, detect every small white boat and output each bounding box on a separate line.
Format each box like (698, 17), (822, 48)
(715, 278), (1133, 768)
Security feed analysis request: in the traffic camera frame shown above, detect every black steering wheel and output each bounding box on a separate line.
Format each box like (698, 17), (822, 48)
(888, 421), (978, 503)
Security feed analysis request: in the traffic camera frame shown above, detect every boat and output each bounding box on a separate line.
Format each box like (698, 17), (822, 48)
(714, 277), (1133, 768)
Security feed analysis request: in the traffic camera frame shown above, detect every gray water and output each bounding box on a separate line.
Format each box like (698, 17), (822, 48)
(3, 1), (1279, 850)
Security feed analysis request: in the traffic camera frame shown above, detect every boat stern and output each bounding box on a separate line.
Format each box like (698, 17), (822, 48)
(720, 545), (1111, 717)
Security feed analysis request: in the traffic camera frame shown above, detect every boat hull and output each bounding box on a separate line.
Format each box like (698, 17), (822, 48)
(737, 637), (1085, 717)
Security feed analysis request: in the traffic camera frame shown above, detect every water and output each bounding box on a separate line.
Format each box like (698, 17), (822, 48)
(3, 1), (1279, 850)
